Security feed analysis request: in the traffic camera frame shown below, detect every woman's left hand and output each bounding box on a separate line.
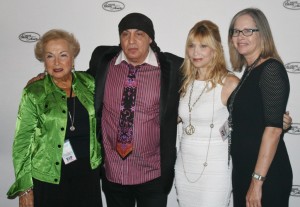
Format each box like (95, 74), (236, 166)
(246, 179), (263, 207)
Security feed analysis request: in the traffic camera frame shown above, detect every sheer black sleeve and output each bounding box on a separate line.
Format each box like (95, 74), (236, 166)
(259, 59), (290, 128)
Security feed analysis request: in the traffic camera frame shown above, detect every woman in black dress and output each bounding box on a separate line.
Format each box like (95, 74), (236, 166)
(227, 8), (293, 207)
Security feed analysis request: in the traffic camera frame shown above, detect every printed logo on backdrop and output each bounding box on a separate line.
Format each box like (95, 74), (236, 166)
(283, 0), (300, 10)
(287, 123), (300, 135)
(285, 62), (300, 73)
(291, 185), (300, 197)
(19, 32), (40, 43)
(102, 1), (125, 12)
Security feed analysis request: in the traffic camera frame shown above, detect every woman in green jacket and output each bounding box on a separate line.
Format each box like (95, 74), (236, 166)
(7, 29), (102, 207)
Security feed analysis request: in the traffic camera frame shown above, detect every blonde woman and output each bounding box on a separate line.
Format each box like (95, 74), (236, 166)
(175, 20), (239, 207)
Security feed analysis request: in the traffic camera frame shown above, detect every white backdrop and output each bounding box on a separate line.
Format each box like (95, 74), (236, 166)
(1, 0), (299, 206)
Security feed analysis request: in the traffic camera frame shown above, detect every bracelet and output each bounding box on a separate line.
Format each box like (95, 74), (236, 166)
(252, 172), (266, 181)
(19, 188), (33, 197)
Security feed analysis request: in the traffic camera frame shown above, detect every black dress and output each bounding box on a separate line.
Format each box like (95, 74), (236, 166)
(33, 97), (102, 207)
(227, 59), (293, 207)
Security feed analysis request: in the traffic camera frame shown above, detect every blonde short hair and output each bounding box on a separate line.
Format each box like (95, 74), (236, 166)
(34, 29), (80, 62)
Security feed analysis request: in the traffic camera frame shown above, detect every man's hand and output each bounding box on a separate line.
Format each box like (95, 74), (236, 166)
(26, 73), (45, 86)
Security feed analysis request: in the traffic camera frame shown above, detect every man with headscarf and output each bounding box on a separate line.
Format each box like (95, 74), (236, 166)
(87, 13), (183, 207)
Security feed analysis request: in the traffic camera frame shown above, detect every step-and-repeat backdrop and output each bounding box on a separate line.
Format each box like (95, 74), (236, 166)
(1, 0), (299, 206)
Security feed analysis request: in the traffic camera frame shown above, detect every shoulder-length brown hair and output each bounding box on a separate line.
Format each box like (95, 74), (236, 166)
(228, 8), (282, 72)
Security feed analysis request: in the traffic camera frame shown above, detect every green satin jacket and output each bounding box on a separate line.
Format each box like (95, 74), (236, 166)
(7, 72), (101, 198)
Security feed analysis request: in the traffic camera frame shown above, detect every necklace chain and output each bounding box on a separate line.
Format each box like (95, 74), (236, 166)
(50, 75), (76, 131)
(68, 76), (76, 131)
(227, 55), (261, 165)
(188, 81), (207, 111)
(181, 87), (215, 183)
(185, 81), (207, 135)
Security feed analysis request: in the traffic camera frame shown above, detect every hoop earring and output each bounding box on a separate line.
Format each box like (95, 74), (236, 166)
(72, 64), (75, 73)
(44, 69), (48, 75)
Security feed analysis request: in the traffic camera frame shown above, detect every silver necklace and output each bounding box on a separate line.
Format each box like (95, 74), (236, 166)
(181, 88), (215, 183)
(68, 78), (75, 131)
(185, 81), (207, 135)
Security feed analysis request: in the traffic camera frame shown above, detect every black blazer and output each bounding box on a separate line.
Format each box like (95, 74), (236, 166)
(87, 45), (183, 193)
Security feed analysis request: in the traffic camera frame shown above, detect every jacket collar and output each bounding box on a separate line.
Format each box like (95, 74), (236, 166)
(44, 72), (78, 95)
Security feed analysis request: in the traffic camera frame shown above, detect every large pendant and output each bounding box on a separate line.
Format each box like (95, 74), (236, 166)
(70, 126), (75, 131)
(185, 124), (195, 135)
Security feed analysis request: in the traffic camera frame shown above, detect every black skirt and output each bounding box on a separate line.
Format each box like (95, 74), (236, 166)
(33, 157), (102, 207)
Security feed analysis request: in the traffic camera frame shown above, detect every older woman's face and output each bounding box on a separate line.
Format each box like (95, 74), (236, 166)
(44, 39), (74, 81)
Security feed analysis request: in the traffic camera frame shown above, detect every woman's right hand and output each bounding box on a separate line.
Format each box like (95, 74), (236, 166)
(19, 190), (34, 207)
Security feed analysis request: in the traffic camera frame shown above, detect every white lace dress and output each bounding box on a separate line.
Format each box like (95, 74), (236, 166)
(175, 80), (232, 207)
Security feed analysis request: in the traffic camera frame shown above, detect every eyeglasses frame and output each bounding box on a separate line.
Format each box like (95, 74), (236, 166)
(231, 29), (259, 37)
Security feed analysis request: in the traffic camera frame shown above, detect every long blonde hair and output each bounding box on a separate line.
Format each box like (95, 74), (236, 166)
(180, 20), (229, 96)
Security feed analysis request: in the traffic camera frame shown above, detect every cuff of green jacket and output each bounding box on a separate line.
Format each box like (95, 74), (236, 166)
(7, 173), (33, 199)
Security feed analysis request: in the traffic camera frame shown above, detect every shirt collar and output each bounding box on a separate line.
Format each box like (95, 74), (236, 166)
(115, 48), (158, 67)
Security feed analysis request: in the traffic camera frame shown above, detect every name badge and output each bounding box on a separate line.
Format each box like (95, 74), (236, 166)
(62, 140), (77, 164)
(219, 120), (230, 142)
